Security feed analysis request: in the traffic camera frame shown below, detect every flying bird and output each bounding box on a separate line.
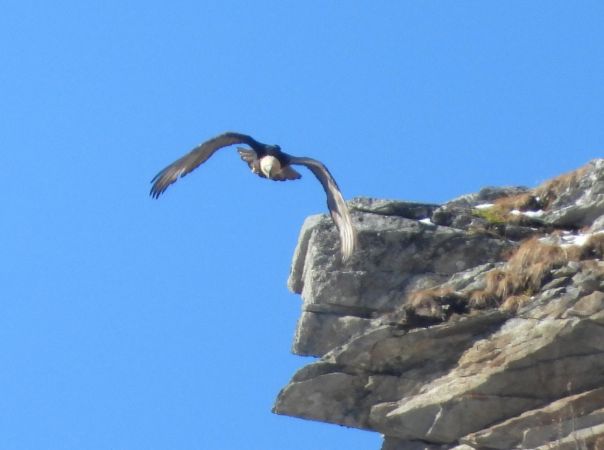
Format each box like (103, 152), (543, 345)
(150, 132), (357, 261)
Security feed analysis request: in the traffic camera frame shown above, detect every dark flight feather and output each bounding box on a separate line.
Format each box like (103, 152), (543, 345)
(150, 132), (258, 198)
(288, 156), (356, 261)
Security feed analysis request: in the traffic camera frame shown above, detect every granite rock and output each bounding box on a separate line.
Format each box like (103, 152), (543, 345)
(275, 159), (604, 449)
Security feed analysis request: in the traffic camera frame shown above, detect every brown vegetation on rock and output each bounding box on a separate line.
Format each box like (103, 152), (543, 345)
(472, 233), (604, 312)
(493, 192), (539, 212)
(534, 165), (588, 210)
(580, 232), (604, 260)
(279, 159), (604, 450)
(408, 233), (604, 317)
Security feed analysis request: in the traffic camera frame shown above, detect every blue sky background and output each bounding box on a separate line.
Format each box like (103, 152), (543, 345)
(2, 2), (603, 449)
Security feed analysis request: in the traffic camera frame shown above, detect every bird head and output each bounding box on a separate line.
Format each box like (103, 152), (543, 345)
(260, 155), (281, 179)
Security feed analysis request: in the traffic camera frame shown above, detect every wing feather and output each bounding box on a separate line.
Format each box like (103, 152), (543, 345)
(150, 132), (258, 198)
(272, 165), (302, 181)
(289, 156), (356, 261)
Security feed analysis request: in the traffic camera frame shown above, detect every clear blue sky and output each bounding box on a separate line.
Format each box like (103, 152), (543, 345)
(2, 2), (603, 449)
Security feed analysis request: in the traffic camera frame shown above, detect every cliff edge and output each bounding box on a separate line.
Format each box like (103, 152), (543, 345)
(274, 159), (604, 450)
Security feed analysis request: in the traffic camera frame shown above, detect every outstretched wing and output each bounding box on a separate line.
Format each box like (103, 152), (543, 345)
(289, 156), (357, 261)
(150, 132), (259, 198)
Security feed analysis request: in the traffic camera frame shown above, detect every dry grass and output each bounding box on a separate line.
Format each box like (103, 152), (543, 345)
(468, 289), (498, 310)
(408, 286), (453, 305)
(581, 232), (604, 260)
(534, 165), (588, 210)
(499, 294), (532, 313)
(468, 233), (603, 313)
(493, 192), (539, 211)
(468, 237), (579, 312)
(484, 268), (513, 298)
(407, 286), (453, 317)
(506, 237), (570, 293)
(490, 238), (568, 293)
(404, 286), (470, 322)
(406, 232), (604, 318)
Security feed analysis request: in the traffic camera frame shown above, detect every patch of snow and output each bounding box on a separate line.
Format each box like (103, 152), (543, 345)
(510, 209), (544, 218)
(561, 234), (590, 247)
(523, 210), (544, 218)
(559, 230), (604, 248)
(475, 203), (494, 209)
(419, 218), (435, 226)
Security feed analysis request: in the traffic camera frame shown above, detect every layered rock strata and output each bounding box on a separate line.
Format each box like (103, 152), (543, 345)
(274, 159), (604, 450)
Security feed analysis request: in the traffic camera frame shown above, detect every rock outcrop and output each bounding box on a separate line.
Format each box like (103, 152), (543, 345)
(274, 159), (604, 449)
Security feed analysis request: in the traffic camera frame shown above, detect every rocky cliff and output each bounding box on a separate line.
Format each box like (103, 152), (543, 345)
(274, 159), (604, 450)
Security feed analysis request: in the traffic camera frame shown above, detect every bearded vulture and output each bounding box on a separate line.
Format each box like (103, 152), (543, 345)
(150, 132), (356, 261)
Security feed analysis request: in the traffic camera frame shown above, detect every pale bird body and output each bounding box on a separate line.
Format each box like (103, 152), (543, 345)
(259, 155), (281, 179)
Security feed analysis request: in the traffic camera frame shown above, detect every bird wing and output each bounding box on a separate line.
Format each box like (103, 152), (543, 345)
(237, 147), (265, 177)
(289, 156), (356, 261)
(150, 132), (258, 198)
(272, 165), (302, 181)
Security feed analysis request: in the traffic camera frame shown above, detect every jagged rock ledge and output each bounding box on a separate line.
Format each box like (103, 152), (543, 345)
(274, 159), (604, 450)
